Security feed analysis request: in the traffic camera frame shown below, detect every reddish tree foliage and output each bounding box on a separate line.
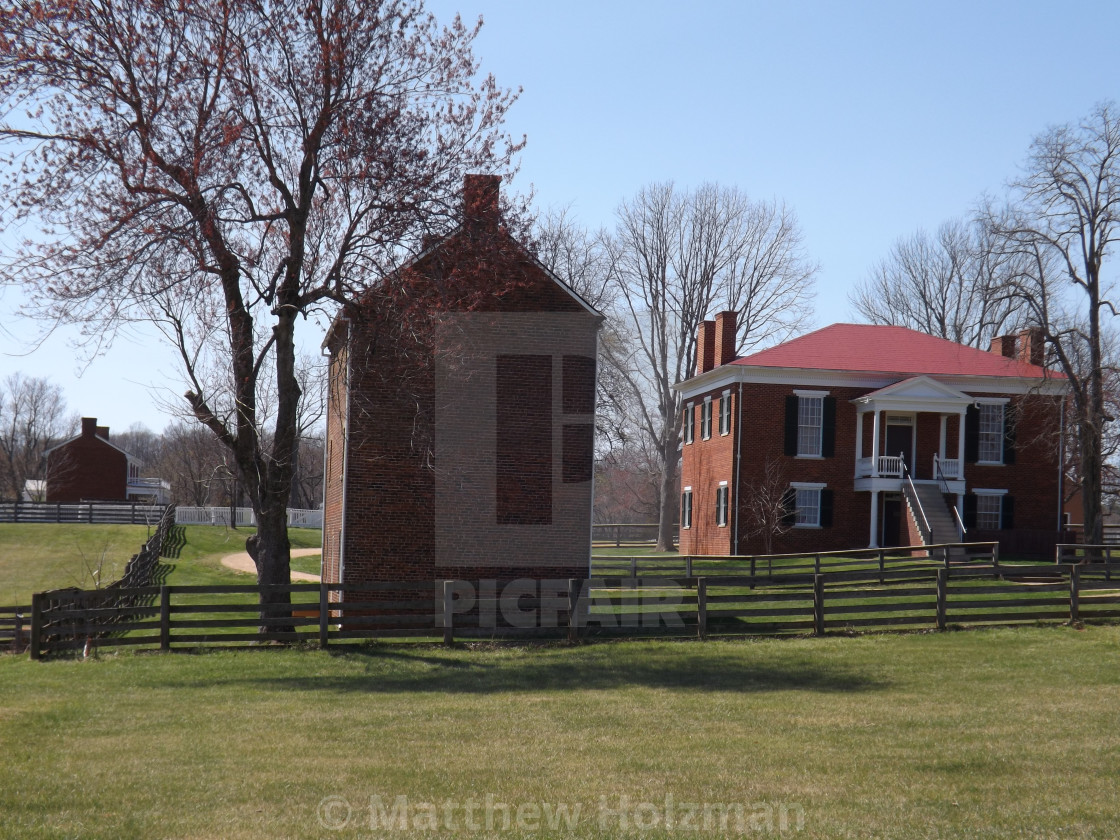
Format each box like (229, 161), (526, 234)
(0, 0), (523, 623)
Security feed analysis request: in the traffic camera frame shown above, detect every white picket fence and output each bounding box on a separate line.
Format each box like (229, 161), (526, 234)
(174, 506), (322, 529)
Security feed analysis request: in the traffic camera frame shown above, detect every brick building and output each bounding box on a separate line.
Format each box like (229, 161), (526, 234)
(45, 417), (170, 504)
(322, 176), (602, 591)
(677, 316), (1068, 557)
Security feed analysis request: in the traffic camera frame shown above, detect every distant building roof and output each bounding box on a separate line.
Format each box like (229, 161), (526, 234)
(732, 323), (1054, 379)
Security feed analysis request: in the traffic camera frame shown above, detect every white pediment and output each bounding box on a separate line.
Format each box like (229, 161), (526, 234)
(851, 376), (974, 413)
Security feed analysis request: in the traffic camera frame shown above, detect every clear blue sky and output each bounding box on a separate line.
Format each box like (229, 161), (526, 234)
(2, 0), (1118, 432)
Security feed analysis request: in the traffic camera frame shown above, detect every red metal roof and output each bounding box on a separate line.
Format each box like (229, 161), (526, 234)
(732, 323), (1053, 379)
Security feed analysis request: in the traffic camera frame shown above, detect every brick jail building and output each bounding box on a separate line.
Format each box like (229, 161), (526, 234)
(322, 176), (602, 594)
(45, 417), (171, 504)
(677, 315), (1069, 558)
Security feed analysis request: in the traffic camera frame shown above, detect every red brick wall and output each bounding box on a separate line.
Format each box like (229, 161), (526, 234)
(46, 433), (127, 502)
(679, 387), (736, 555)
(964, 394), (1063, 539)
(322, 236), (599, 588)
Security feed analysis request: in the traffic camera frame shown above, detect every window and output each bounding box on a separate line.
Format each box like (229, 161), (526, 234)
(797, 395), (823, 456)
(796, 488), (821, 527)
(701, 398), (713, 440)
(681, 488), (693, 529)
(716, 483), (729, 527)
(978, 403), (1004, 463)
(789, 482), (832, 528)
(719, 391), (731, 435)
(683, 403), (694, 445)
(976, 494), (1002, 530)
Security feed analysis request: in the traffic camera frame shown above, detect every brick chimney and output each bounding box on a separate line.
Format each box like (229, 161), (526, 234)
(696, 320), (716, 374)
(463, 174), (501, 229)
(96, 425), (110, 441)
(713, 310), (738, 367)
(81, 417), (97, 437)
(1016, 327), (1045, 367)
(989, 335), (1016, 359)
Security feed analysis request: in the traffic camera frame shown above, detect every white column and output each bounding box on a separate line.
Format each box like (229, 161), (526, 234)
(855, 411), (864, 474)
(871, 410), (881, 478)
(939, 415), (947, 458)
(956, 410), (966, 469)
(869, 490), (880, 548)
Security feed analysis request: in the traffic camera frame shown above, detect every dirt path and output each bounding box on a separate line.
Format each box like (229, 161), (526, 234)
(220, 548), (322, 582)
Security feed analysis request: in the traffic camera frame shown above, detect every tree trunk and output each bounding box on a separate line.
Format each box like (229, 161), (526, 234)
(655, 438), (678, 552)
(247, 503), (293, 636)
(1079, 418), (1105, 547)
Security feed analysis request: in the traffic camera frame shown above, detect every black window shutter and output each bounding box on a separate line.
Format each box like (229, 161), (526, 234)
(1001, 496), (1015, 530)
(780, 488), (796, 526)
(964, 405), (980, 463)
(963, 493), (978, 529)
(783, 396), (798, 456)
(819, 489), (834, 527)
(822, 397), (837, 457)
(1003, 408), (1016, 465)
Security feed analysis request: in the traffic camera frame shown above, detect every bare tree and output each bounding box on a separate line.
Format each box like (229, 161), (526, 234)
(0, 0), (521, 625)
(742, 457), (792, 555)
(607, 182), (816, 551)
(850, 219), (1024, 347)
(986, 102), (1120, 545)
(532, 208), (640, 455)
(0, 374), (75, 500)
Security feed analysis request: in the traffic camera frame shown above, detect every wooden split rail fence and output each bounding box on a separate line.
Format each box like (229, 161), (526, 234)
(23, 559), (1120, 659)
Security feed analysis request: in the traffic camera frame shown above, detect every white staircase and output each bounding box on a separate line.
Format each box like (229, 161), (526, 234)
(905, 483), (970, 561)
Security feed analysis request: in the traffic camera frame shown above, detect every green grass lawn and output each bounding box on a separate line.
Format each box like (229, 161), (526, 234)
(0, 523), (324, 602)
(0, 523), (152, 606)
(1, 626), (1118, 838)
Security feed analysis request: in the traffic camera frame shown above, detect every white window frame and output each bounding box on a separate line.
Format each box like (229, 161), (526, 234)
(976, 401), (1007, 464)
(793, 390), (828, 459)
(701, 398), (713, 440)
(973, 488), (1007, 531)
(683, 402), (694, 445)
(790, 481), (826, 529)
(681, 487), (693, 529)
(719, 390), (732, 436)
(716, 481), (729, 528)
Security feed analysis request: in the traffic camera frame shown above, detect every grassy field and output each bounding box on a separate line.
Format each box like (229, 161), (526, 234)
(0, 523), (153, 606)
(0, 523), (323, 608)
(1, 626), (1118, 838)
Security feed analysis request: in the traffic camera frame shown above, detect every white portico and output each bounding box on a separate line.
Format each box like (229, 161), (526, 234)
(852, 376), (972, 547)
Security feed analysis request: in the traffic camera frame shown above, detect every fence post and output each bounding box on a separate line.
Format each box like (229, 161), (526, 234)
(1070, 565), (1080, 624)
(567, 579), (580, 643)
(685, 556), (693, 578)
(13, 498), (19, 524)
(159, 585), (171, 652)
(879, 550), (885, 586)
(319, 583), (330, 648)
(615, 525), (621, 548)
(697, 578), (707, 640)
(812, 574), (824, 636)
(12, 612), (23, 654)
(29, 593), (42, 660)
(749, 556), (756, 589)
(936, 568), (947, 631)
(629, 558), (637, 580)
(442, 580), (454, 646)
(814, 554), (821, 575)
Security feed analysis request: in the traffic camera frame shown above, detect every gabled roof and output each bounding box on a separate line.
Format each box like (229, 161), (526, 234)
(733, 323), (1052, 379)
(45, 432), (139, 463)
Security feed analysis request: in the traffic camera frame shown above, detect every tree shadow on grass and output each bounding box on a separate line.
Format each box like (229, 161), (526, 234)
(190, 643), (890, 695)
